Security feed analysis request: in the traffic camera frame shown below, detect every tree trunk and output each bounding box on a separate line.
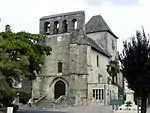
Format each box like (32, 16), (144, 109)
(112, 76), (115, 84)
(141, 89), (147, 113)
(137, 97), (139, 113)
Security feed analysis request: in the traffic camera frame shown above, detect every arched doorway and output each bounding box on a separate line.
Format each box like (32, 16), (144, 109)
(54, 80), (66, 99)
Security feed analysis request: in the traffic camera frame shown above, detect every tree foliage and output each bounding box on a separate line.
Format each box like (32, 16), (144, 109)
(106, 60), (120, 84)
(14, 90), (31, 104)
(0, 26), (51, 107)
(119, 29), (150, 113)
(0, 76), (15, 107)
(0, 29), (51, 86)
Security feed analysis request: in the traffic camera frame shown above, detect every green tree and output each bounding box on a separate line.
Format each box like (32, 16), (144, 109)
(0, 76), (14, 107)
(106, 60), (120, 84)
(119, 29), (150, 113)
(0, 26), (51, 107)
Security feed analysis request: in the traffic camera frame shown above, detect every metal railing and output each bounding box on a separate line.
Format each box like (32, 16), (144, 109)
(34, 95), (46, 105)
(55, 95), (66, 106)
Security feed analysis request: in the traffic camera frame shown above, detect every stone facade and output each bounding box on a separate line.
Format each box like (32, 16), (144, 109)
(32, 11), (123, 106)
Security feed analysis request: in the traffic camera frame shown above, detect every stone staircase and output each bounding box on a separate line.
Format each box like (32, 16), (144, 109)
(35, 98), (56, 108)
(35, 95), (75, 108)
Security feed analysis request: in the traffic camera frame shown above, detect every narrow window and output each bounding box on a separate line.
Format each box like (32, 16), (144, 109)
(62, 20), (68, 33)
(112, 39), (115, 50)
(54, 21), (59, 34)
(101, 89), (104, 100)
(44, 22), (50, 34)
(115, 76), (118, 84)
(72, 19), (77, 29)
(92, 89), (95, 100)
(98, 74), (102, 83)
(58, 62), (62, 73)
(97, 55), (99, 67)
(95, 90), (98, 100)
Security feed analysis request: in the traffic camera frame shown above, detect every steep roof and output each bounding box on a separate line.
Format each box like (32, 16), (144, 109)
(86, 15), (118, 39)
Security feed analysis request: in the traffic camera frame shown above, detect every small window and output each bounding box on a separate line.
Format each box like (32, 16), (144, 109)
(62, 20), (68, 33)
(98, 74), (102, 83)
(44, 22), (50, 34)
(92, 89), (104, 100)
(97, 55), (99, 67)
(72, 19), (77, 29)
(112, 39), (115, 50)
(54, 21), (59, 34)
(115, 76), (118, 83)
(58, 62), (62, 73)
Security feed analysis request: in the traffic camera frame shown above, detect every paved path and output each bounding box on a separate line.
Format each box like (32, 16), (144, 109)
(17, 105), (150, 113)
(17, 105), (113, 113)
(17, 108), (66, 113)
(45, 105), (113, 113)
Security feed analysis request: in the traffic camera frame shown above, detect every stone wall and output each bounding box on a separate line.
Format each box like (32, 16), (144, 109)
(88, 48), (109, 84)
(87, 32), (107, 52)
(40, 11), (85, 36)
(106, 32), (117, 60)
(32, 11), (88, 106)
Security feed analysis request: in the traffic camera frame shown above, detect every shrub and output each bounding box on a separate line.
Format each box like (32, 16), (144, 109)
(0, 88), (15, 107)
(14, 90), (31, 104)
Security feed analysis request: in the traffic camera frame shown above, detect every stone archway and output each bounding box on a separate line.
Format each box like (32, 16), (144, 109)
(54, 80), (66, 99)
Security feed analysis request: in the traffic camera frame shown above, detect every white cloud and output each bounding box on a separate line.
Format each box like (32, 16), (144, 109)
(0, 0), (149, 51)
(79, 0), (139, 6)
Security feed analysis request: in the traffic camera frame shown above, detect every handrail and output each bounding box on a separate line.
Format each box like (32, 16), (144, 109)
(55, 95), (66, 105)
(34, 86), (50, 105)
(34, 95), (46, 105)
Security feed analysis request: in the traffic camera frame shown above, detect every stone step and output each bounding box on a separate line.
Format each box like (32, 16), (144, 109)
(36, 99), (55, 108)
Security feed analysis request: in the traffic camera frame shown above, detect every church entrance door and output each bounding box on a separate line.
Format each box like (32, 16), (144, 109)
(54, 80), (66, 99)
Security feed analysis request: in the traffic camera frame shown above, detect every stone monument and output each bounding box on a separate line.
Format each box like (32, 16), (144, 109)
(113, 88), (141, 113)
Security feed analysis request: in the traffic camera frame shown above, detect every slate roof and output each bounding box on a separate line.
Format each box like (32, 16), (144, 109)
(86, 15), (118, 39)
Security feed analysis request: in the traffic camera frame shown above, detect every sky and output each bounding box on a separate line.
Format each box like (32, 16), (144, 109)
(0, 0), (150, 51)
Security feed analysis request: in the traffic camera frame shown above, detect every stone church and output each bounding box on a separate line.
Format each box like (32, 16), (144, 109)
(32, 11), (123, 106)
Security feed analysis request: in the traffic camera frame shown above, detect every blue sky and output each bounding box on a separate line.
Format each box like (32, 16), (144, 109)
(0, 0), (149, 51)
